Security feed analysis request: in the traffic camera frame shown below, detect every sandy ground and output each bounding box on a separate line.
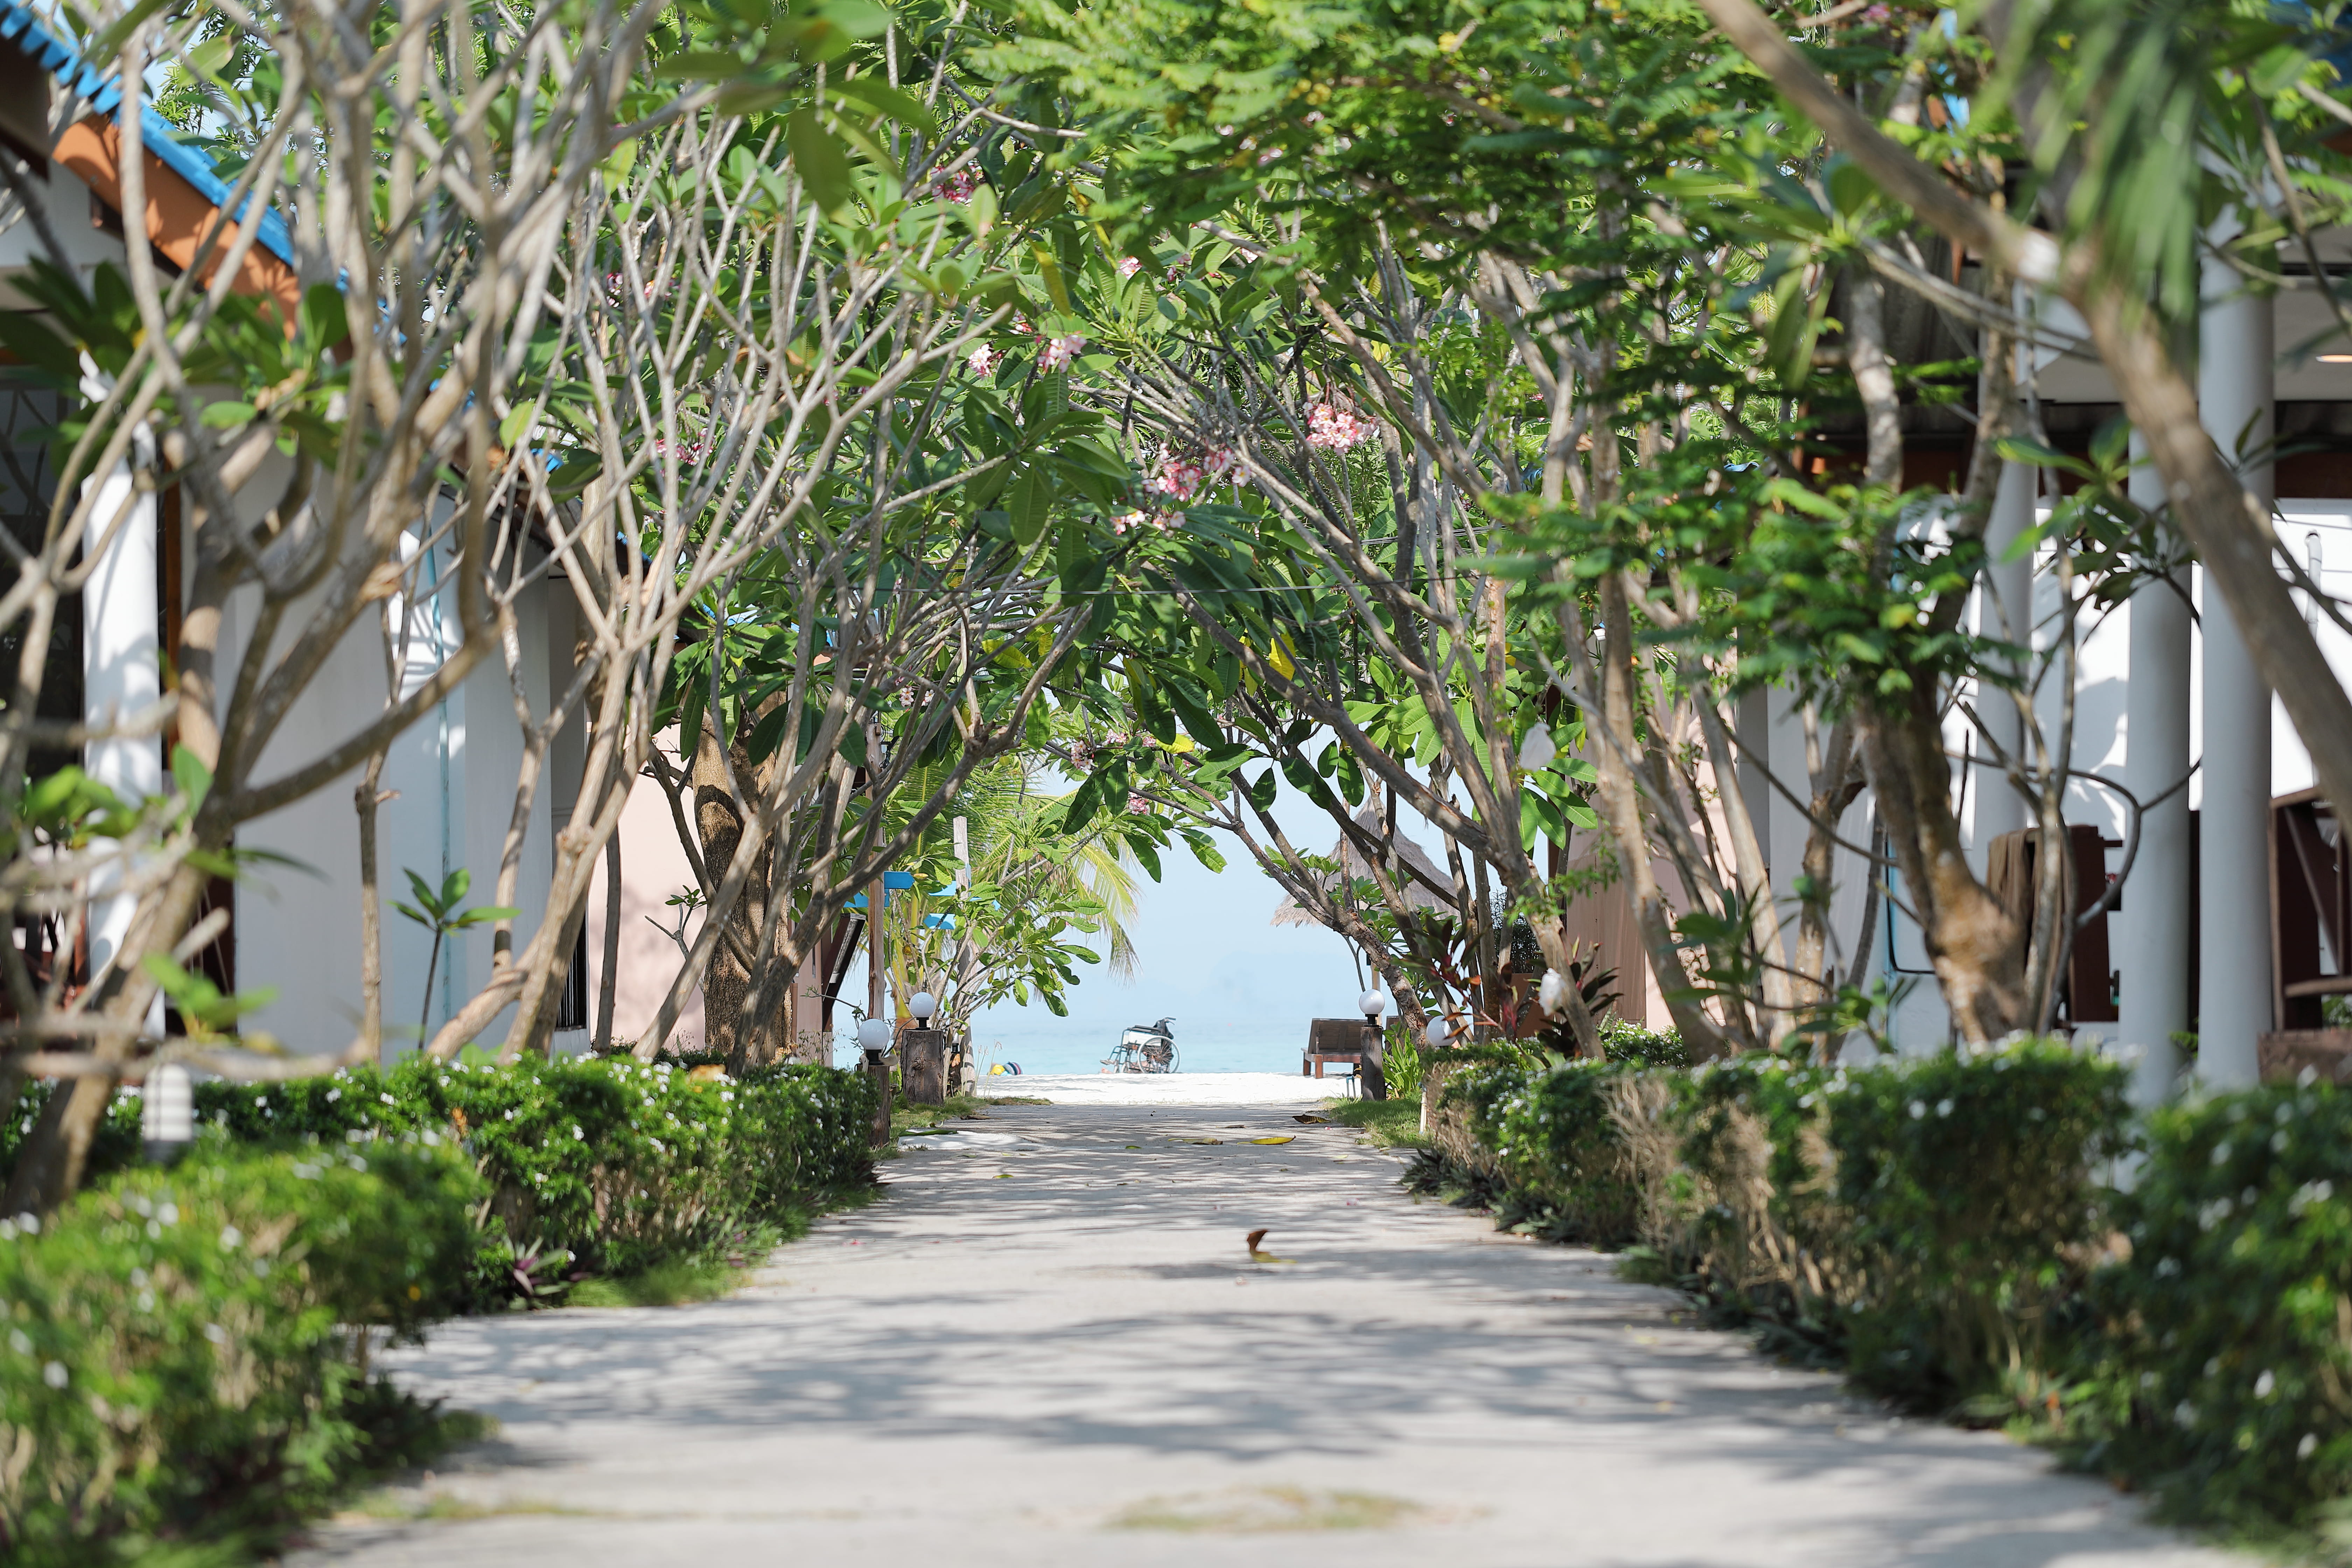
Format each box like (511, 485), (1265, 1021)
(978, 1069), (1353, 1105)
(292, 1095), (2245, 1568)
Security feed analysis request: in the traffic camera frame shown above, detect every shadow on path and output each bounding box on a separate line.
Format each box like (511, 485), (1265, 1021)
(292, 1100), (2245, 1568)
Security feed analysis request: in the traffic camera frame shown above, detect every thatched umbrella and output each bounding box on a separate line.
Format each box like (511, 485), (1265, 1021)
(1269, 801), (1452, 927)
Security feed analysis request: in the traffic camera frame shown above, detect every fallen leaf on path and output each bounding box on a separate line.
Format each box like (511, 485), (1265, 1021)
(1174, 1137), (1223, 1145)
(1292, 1114), (1330, 1124)
(1248, 1136), (1295, 1145)
(1242, 1228), (1295, 1264)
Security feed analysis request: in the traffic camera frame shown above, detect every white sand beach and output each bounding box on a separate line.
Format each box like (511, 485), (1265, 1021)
(975, 1070), (1358, 1105)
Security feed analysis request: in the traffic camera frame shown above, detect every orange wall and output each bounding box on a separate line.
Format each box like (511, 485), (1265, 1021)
(54, 116), (301, 325)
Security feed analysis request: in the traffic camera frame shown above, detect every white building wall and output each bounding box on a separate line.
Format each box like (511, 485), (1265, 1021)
(1874, 497), (2352, 1057)
(228, 505), (574, 1059)
(0, 157), (140, 300)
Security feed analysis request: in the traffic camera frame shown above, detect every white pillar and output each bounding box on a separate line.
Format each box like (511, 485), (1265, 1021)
(81, 455), (161, 980)
(2120, 436), (2192, 1104)
(2197, 267), (2275, 1088)
(1973, 455), (2036, 848)
(1735, 687), (1772, 884)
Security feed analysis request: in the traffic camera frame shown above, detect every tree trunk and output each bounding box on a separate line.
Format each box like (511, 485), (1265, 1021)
(692, 724), (754, 1060)
(594, 831), (620, 1054)
(357, 749), (391, 1063)
(1861, 685), (2028, 1045)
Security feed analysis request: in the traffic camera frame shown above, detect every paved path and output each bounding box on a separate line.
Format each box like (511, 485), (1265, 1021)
(296, 1101), (2243, 1567)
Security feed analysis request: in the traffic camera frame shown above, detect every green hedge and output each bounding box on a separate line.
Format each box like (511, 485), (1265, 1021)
(1477, 1059), (1643, 1245)
(2087, 1083), (2352, 1529)
(1429, 1043), (2352, 1532)
(7, 1055), (878, 1303)
(0, 1144), (479, 1565)
(1430, 1042), (2131, 1413)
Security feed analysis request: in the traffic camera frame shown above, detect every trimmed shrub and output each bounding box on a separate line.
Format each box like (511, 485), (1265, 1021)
(1600, 1021), (1686, 1069)
(7, 1055), (879, 1301)
(1435, 1042), (2130, 1413)
(1821, 1045), (2128, 1409)
(1648, 1044), (2130, 1407)
(0, 1143), (480, 1565)
(1482, 1059), (1642, 1245)
(2089, 1083), (2352, 1528)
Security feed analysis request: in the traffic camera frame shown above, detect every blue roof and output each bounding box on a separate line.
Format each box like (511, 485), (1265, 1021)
(846, 871), (920, 910)
(0, 0), (294, 266)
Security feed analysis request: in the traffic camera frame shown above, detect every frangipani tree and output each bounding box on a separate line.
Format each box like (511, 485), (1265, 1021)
(999, 0), (2179, 1059)
(2, 0), (680, 1210)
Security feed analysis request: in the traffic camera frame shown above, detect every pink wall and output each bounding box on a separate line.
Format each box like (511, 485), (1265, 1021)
(582, 754), (707, 1053)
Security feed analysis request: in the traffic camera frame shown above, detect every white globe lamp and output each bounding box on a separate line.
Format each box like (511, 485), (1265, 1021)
(909, 990), (938, 1023)
(1539, 968), (1568, 1018)
(1423, 1016), (1452, 1049)
(856, 1017), (893, 1059)
(1358, 989), (1386, 1021)
(142, 1062), (194, 1164)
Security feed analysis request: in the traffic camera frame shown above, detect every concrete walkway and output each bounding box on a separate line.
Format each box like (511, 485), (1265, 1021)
(296, 1100), (2243, 1567)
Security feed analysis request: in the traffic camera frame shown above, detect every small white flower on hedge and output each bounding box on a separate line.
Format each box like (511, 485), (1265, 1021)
(1935, 1099), (1954, 1117)
(326, 1088), (341, 1102)
(2301, 1433), (2320, 1460)
(157, 1204), (177, 1225)
(1908, 1101), (1925, 1119)
(41, 1361), (65, 1388)
(2175, 1401), (2197, 1427)
(2256, 1370), (2277, 1398)
(8, 1329), (30, 1355)
(572, 1125), (585, 1140)
(218, 1225), (243, 1250)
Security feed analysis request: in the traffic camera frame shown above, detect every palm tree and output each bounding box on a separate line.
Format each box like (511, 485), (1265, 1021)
(874, 753), (1144, 1031)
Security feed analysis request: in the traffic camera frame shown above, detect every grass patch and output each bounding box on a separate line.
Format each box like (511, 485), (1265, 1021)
(342, 1489), (591, 1524)
(1109, 1486), (1433, 1533)
(1321, 1097), (1427, 1148)
(559, 1183), (880, 1310)
(891, 1089), (1048, 1137)
(564, 1256), (735, 1309)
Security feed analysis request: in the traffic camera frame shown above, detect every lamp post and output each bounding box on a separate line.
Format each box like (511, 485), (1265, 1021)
(1357, 989), (1390, 1101)
(142, 1062), (193, 1164)
(857, 1016), (894, 1146)
(902, 989), (948, 1106)
(1418, 1014), (1452, 1135)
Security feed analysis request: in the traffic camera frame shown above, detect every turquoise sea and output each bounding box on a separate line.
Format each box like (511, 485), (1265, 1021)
(832, 1020), (1319, 1077)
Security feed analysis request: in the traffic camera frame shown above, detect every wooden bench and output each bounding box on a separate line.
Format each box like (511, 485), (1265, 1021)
(1302, 1017), (1386, 1100)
